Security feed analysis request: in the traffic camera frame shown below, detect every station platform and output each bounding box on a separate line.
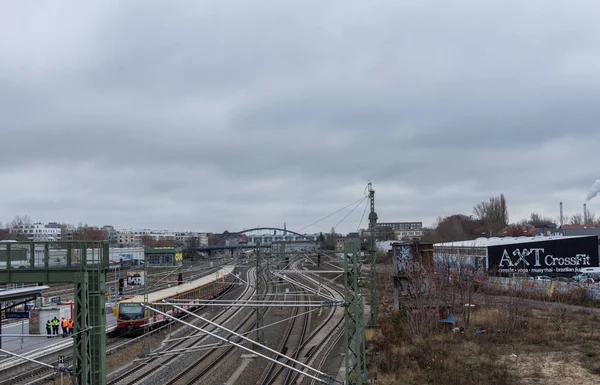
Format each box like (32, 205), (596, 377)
(0, 312), (117, 359)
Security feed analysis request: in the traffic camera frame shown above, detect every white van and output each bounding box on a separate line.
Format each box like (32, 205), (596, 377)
(577, 267), (600, 274)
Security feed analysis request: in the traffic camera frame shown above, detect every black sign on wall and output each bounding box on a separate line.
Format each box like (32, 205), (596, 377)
(487, 236), (599, 275)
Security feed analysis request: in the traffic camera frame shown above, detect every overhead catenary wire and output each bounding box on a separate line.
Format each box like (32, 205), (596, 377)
(140, 304), (339, 384)
(298, 197), (366, 232)
(333, 197), (367, 231)
(356, 198), (369, 231)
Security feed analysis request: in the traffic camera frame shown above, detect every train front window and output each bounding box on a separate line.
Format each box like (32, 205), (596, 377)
(119, 304), (144, 320)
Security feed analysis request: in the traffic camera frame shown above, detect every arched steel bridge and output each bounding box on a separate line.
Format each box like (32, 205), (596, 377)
(194, 227), (320, 253)
(228, 227), (319, 244)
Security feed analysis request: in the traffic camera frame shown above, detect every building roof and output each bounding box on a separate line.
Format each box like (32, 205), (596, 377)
(144, 247), (182, 253)
(561, 228), (600, 237)
(434, 235), (591, 248)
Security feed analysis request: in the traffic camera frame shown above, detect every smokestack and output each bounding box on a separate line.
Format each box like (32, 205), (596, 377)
(560, 202), (564, 226)
(584, 203), (588, 225)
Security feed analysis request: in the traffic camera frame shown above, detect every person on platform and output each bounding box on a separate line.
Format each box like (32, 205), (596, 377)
(52, 317), (59, 335)
(61, 317), (68, 337)
(68, 319), (74, 335)
(45, 320), (52, 338)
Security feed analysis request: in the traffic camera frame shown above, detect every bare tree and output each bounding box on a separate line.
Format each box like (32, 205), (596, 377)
(9, 215), (32, 230)
(318, 232), (326, 249)
(156, 239), (176, 247)
(585, 210), (597, 225)
(207, 233), (222, 246)
(325, 233), (337, 251)
(183, 236), (200, 257)
(528, 213), (555, 228)
(0, 224), (10, 240)
(72, 227), (108, 241)
(377, 226), (396, 241)
(432, 214), (480, 242)
(570, 213), (584, 225)
(472, 194), (509, 236)
(140, 235), (157, 248)
(60, 223), (71, 241)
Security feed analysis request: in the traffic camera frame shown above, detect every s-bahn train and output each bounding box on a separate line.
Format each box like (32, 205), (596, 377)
(108, 259), (133, 271)
(115, 265), (236, 336)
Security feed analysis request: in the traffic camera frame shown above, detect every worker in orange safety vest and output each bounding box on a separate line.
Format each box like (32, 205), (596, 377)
(61, 317), (68, 337)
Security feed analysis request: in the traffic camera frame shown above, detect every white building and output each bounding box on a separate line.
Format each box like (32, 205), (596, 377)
(10, 222), (62, 241)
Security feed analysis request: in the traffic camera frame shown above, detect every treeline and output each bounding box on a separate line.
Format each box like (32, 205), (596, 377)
(424, 193), (599, 244)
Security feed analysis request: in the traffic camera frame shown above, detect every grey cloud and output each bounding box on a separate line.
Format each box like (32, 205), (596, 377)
(2, 1), (600, 232)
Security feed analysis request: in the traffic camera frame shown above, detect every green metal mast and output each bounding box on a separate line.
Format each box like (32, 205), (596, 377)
(344, 241), (367, 385)
(87, 243), (107, 384)
(0, 241), (120, 384)
(368, 182), (378, 327)
(73, 270), (90, 383)
(255, 240), (265, 345)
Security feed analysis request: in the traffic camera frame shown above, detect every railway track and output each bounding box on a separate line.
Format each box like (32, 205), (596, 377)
(5, 256), (347, 385)
(158, 269), (273, 385)
(169, 257), (346, 385)
(260, 279), (310, 385)
(292, 270), (345, 385)
(107, 267), (260, 385)
(267, 263), (345, 385)
(307, 329), (345, 385)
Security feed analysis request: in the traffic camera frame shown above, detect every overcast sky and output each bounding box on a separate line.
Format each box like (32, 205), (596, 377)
(1, 1), (600, 234)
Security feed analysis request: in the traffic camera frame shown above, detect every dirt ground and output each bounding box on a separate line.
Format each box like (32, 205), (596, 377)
(508, 352), (599, 385)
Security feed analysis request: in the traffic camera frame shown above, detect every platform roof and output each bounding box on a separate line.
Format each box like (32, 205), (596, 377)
(0, 285), (49, 303)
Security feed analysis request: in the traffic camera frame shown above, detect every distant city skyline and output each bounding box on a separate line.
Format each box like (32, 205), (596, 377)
(3, 199), (597, 237)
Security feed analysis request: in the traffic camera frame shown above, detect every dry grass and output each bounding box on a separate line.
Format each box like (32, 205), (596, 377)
(371, 313), (516, 385)
(369, 267), (600, 385)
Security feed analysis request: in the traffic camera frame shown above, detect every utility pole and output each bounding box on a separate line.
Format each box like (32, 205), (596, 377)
(368, 182), (378, 327)
(255, 240), (264, 345)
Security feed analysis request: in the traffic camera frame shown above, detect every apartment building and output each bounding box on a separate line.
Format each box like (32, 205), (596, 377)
(10, 222), (62, 241)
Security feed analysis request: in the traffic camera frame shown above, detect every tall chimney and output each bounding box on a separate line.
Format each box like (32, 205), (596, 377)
(584, 203), (588, 225)
(560, 201), (564, 226)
